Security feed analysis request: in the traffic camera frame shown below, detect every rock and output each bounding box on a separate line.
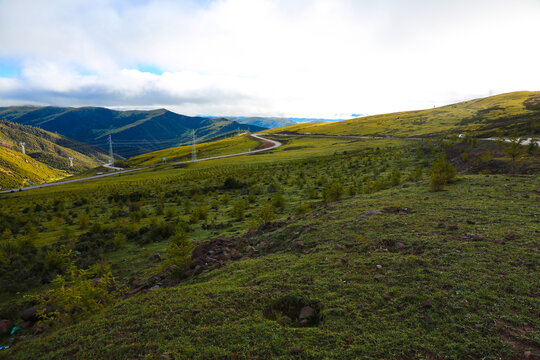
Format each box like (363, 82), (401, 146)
(299, 306), (315, 320)
(394, 242), (405, 250)
(290, 347), (301, 355)
(382, 294), (392, 301)
(374, 275), (384, 282)
(245, 245), (255, 253)
(340, 258), (348, 264)
(466, 233), (484, 241)
(376, 264), (383, 270)
(421, 299), (432, 308)
(231, 249), (242, 259)
(505, 232), (516, 240)
(299, 319), (309, 327)
(448, 225), (458, 231)
(291, 241), (305, 250)
(91, 277), (103, 285)
(34, 323), (47, 334)
(21, 321), (33, 329)
(357, 210), (381, 219)
(335, 244), (344, 250)
(20, 306), (54, 322)
(424, 314), (434, 324)
(0, 319), (14, 336)
(149, 252), (162, 261)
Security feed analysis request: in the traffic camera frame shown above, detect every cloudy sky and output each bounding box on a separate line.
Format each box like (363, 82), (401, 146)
(0, 0), (539, 118)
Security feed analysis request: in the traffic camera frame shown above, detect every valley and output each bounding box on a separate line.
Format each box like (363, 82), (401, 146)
(0, 92), (538, 359)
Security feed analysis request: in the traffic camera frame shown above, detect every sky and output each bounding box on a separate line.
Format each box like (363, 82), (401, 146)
(0, 0), (539, 119)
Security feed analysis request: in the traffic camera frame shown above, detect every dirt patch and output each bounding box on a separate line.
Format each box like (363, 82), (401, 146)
(500, 324), (540, 359)
(254, 140), (274, 151)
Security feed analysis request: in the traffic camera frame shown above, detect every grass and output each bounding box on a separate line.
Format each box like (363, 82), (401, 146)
(0, 134), (538, 359)
(2, 174), (539, 359)
(265, 91), (540, 138)
(0, 146), (66, 189)
(124, 133), (261, 167)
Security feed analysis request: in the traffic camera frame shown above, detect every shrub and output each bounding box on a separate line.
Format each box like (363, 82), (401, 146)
(164, 230), (194, 277)
(231, 199), (246, 221)
(389, 168), (401, 186)
(272, 192), (285, 209)
(254, 203), (276, 227)
(223, 177), (245, 190)
(429, 155), (456, 192)
(29, 263), (118, 323)
(78, 213), (90, 229)
(323, 182), (344, 203)
(293, 203), (312, 215)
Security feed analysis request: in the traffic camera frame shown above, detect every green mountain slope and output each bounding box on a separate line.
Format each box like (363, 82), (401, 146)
(0, 121), (110, 172)
(0, 107), (266, 157)
(123, 133), (261, 167)
(271, 91), (540, 137)
(0, 146), (65, 190)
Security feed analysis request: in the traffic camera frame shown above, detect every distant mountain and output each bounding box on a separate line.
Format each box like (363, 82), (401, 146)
(271, 91), (540, 138)
(0, 121), (111, 189)
(225, 117), (343, 129)
(0, 107), (266, 157)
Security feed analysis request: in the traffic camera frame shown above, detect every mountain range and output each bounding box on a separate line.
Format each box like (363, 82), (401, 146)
(0, 107), (265, 158)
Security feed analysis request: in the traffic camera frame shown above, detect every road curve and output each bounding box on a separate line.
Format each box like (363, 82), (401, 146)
(0, 134), (282, 194)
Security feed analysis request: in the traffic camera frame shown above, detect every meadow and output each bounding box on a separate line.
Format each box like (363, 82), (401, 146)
(0, 134), (538, 359)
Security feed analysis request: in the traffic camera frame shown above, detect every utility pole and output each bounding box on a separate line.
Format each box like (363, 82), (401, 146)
(19, 142), (26, 154)
(108, 135), (114, 167)
(192, 130), (197, 162)
(68, 157), (74, 167)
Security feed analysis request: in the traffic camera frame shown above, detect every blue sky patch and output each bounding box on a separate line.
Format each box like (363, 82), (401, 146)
(0, 58), (21, 78)
(137, 65), (164, 75)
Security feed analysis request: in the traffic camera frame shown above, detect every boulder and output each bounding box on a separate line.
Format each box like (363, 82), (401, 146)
(0, 319), (13, 336)
(149, 252), (162, 261)
(299, 306), (315, 320)
(20, 305), (54, 322)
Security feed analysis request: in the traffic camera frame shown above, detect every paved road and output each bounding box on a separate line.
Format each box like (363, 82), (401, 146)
(0, 134), (282, 194)
(271, 132), (539, 145)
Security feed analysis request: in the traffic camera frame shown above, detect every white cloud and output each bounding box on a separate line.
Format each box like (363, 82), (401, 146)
(0, 0), (539, 118)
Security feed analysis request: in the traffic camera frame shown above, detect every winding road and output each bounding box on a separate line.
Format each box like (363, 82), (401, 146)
(0, 134), (282, 194)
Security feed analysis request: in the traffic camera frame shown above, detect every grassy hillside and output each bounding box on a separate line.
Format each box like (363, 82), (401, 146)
(0, 135), (538, 359)
(0, 107), (266, 157)
(123, 133), (262, 167)
(269, 91), (540, 138)
(0, 146), (65, 190)
(0, 121), (110, 172)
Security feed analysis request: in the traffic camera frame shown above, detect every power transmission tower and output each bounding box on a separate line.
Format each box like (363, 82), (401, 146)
(108, 135), (114, 166)
(68, 157), (74, 167)
(19, 142), (26, 154)
(192, 130), (197, 161)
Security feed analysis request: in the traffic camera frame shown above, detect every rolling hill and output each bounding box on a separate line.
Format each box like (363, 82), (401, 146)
(0, 121), (112, 189)
(0, 107), (266, 157)
(0, 145), (65, 190)
(268, 91), (540, 138)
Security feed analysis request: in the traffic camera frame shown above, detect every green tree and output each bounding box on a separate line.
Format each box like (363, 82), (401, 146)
(429, 155), (456, 192)
(164, 230), (194, 277)
(231, 199), (246, 221)
(323, 182), (344, 203)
